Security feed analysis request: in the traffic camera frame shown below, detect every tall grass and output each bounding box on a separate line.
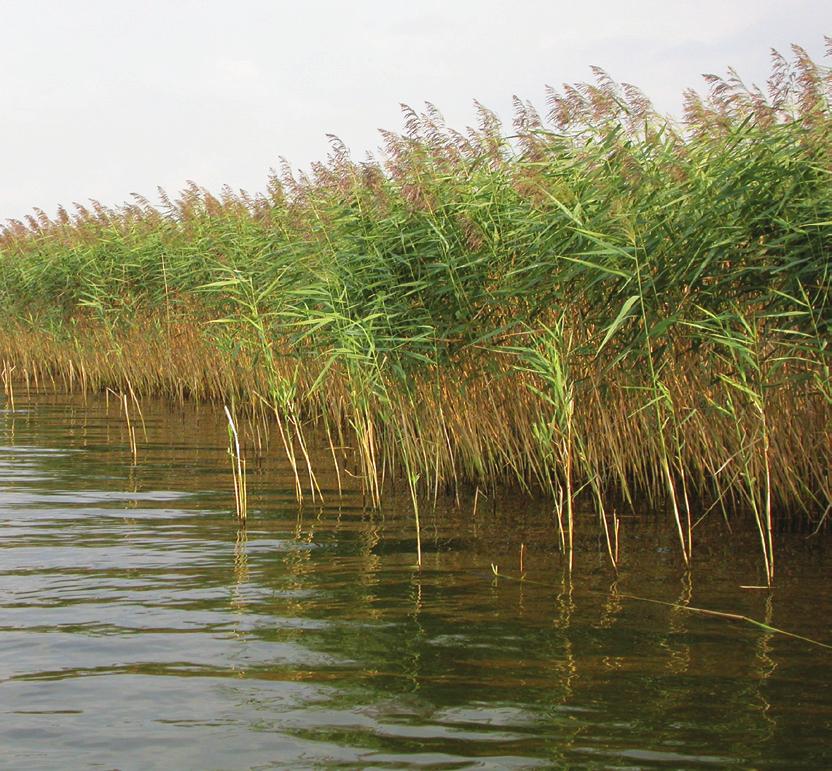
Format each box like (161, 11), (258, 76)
(1, 42), (830, 580)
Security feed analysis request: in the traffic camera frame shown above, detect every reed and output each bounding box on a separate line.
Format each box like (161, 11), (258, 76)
(1, 361), (15, 411)
(1, 41), (829, 579)
(224, 405), (248, 520)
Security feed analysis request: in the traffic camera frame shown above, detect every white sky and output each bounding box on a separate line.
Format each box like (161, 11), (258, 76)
(1, 1), (829, 221)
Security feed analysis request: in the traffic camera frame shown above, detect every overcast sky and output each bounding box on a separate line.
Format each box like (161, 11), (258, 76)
(1, 1), (829, 221)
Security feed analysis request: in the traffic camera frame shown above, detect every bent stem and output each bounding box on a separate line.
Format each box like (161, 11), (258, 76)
(224, 404), (248, 520)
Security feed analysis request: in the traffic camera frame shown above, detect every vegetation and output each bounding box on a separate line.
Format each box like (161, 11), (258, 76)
(1, 42), (830, 581)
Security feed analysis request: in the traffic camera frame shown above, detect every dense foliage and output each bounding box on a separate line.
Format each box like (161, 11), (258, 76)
(2, 42), (830, 578)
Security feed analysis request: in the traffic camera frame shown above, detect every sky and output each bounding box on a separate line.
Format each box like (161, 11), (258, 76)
(1, 0), (829, 221)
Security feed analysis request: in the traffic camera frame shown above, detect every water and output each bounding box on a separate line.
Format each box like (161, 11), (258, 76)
(1, 390), (830, 769)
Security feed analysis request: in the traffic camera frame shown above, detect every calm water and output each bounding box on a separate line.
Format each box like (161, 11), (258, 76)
(0, 389), (830, 769)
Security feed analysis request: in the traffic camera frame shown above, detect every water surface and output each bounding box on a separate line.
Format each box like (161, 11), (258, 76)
(1, 390), (830, 768)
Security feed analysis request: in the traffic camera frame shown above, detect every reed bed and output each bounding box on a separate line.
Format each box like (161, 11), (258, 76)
(1, 43), (830, 579)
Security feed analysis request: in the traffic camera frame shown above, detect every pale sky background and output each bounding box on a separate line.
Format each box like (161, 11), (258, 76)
(1, 0), (829, 221)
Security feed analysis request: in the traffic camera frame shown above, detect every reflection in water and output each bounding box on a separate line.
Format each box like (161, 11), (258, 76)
(0, 390), (830, 768)
(231, 526), (249, 613)
(752, 593), (778, 740)
(663, 570), (693, 675)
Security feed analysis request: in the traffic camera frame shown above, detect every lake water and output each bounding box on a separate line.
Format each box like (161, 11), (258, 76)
(1, 389), (830, 768)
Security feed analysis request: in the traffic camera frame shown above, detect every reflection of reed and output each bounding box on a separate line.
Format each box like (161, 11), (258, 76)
(756, 594), (777, 679)
(126, 463), (139, 498)
(600, 578), (625, 671)
(404, 572), (426, 691)
(358, 519), (382, 591)
(227, 526), (250, 679)
(662, 571), (693, 674)
(599, 578), (622, 629)
(283, 521), (315, 618)
(537, 568), (580, 758)
(119, 464), (141, 527)
(553, 570), (574, 630)
(751, 593), (777, 737)
(231, 526), (249, 613)
(557, 572), (578, 701)
(411, 572), (423, 622)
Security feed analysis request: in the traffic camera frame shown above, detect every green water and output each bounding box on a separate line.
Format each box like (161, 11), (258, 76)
(0, 390), (830, 769)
